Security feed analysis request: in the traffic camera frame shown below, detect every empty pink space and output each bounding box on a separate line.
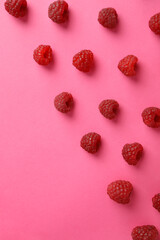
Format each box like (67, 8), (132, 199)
(0, 0), (160, 239)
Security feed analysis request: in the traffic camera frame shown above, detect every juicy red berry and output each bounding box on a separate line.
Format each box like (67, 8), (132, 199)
(99, 99), (119, 119)
(33, 45), (53, 66)
(107, 180), (133, 204)
(122, 142), (143, 166)
(118, 55), (138, 76)
(4, 0), (27, 18)
(98, 8), (118, 28)
(73, 50), (94, 72)
(48, 0), (68, 23)
(131, 225), (158, 240)
(152, 193), (160, 212)
(142, 107), (160, 128)
(54, 92), (73, 113)
(80, 132), (101, 154)
(149, 13), (160, 34)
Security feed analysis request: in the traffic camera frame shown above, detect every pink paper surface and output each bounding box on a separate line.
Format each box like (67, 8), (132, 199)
(1, 0), (160, 239)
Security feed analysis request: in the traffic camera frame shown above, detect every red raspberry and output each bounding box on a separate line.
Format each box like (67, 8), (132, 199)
(118, 55), (138, 76)
(80, 132), (101, 154)
(149, 13), (160, 34)
(98, 8), (118, 28)
(122, 142), (143, 166)
(152, 193), (160, 212)
(4, 0), (27, 18)
(107, 180), (133, 204)
(131, 225), (158, 240)
(54, 92), (73, 113)
(142, 107), (160, 128)
(73, 50), (94, 72)
(33, 45), (53, 66)
(99, 99), (119, 119)
(48, 0), (68, 24)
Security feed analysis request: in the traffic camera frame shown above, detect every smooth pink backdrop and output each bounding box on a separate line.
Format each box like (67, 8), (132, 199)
(0, 0), (160, 239)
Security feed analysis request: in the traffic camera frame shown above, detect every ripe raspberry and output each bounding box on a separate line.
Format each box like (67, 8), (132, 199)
(4, 0), (27, 18)
(80, 132), (101, 154)
(149, 13), (160, 34)
(118, 55), (138, 76)
(107, 180), (133, 204)
(73, 50), (94, 72)
(142, 107), (160, 128)
(33, 45), (53, 66)
(54, 92), (73, 113)
(122, 143), (143, 166)
(99, 99), (119, 119)
(98, 8), (118, 28)
(48, 0), (68, 23)
(131, 225), (158, 240)
(152, 193), (160, 212)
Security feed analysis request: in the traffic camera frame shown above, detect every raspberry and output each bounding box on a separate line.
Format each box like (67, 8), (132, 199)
(80, 132), (101, 154)
(99, 99), (119, 119)
(98, 8), (118, 28)
(33, 45), (53, 66)
(142, 107), (160, 128)
(73, 50), (94, 72)
(118, 55), (138, 76)
(107, 180), (133, 204)
(122, 143), (143, 166)
(152, 193), (160, 212)
(4, 0), (27, 18)
(54, 92), (73, 113)
(48, 0), (68, 23)
(149, 13), (160, 34)
(131, 225), (158, 240)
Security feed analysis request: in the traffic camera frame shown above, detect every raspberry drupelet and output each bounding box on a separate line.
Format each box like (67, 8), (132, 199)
(142, 107), (160, 128)
(122, 142), (143, 166)
(99, 99), (119, 119)
(118, 55), (138, 76)
(80, 132), (101, 154)
(4, 0), (27, 18)
(54, 92), (73, 113)
(73, 50), (94, 72)
(98, 8), (118, 28)
(107, 180), (133, 204)
(131, 225), (158, 240)
(33, 45), (53, 66)
(48, 0), (68, 23)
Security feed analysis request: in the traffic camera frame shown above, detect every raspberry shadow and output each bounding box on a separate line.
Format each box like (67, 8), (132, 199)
(85, 59), (97, 77)
(45, 59), (55, 70)
(18, 4), (29, 23)
(128, 61), (141, 81)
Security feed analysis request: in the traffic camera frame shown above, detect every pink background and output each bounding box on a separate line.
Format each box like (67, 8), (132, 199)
(0, 0), (160, 239)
